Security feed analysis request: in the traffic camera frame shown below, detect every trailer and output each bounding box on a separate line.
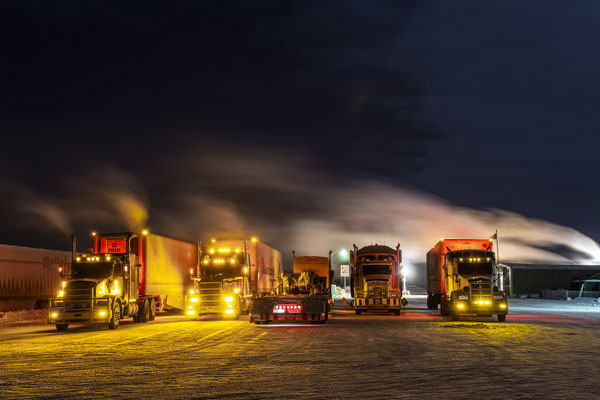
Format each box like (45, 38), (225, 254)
(48, 231), (197, 330)
(186, 238), (282, 320)
(250, 252), (332, 325)
(426, 238), (508, 321)
(0, 244), (71, 312)
(351, 244), (404, 315)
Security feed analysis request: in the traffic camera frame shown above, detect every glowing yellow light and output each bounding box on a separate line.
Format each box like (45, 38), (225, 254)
(227, 304), (233, 309)
(58, 290), (64, 297)
(188, 305), (193, 309)
(62, 281), (66, 288)
(487, 258), (490, 262)
(203, 259), (209, 264)
(189, 289), (195, 295)
(440, 238), (444, 242)
(459, 258), (463, 262)
(489, 238), (493, 242)
(191, 297), (199, 303)
(99, 311), (106, 316)
(98, 284), (106, 296)
(251, 237), (258, 243)
(106, 255), (111, 261)
(124, 265), (128, 272)
(76, 257), (81, 261)
(457, 304), (464, 309)
(244, 267), (248, 274)
(235, 248), (240, 253)
(209, 249), (214, 254)
(500, 304), (506, 308)
(224, 296), (234, 303)
(51, 312), (57, 318)
(92, 231), (96, 236)
(112, 280), (120, 295)
(225, 309), (234, 315)
(190, 267), (194, 275)
(211, 238), (216, 243)
(230, 259), (236, 264)
(142, 230), (148, 235)
(187, 310), (195, 315)
(484, 300), (489, 305)
(234, 288), (239, 294)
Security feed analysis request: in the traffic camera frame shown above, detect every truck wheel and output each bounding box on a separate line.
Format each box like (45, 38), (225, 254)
(497, 314), (506, 322)
(355, 309), (362, 315)
(427, 294), (433, 309)
(451, 312), (459, 321)
(148, 299), (156, 321)
(109, 302), (121, 329)
(55, 323), (69, 331)
(440, 300), (450, 316)
(318, 312), (329, 324)
(138, 299), (150, 323)
(394, 309), (401, 316)
(132, 313), (140, 323)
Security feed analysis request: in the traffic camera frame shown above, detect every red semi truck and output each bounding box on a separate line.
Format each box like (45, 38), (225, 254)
(351, 244), (404, 315)
(48, 231), (197, 330)
(426, 238), (508, 321)
(186, 237), (282, 320)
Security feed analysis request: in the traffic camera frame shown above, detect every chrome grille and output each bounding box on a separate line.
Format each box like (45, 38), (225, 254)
(470, 281), (492, 303)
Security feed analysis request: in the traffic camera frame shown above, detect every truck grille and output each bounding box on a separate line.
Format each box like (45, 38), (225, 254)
(470, 281), (492, 303)
(198, 282), (222, 306)
(64, 287), (93, 311)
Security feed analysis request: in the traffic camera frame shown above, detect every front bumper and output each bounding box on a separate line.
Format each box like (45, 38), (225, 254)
(453, 300), (508, 315)
(353, 297), (402, 310)
(48, 307), (110, 324)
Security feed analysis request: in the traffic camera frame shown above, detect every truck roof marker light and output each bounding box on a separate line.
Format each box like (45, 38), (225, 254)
(76, 257), (81, 261)
(203, 259), (209, 265)
(489, 238), (493, 242)
(209, 249), (214, 254)
(251, 237), (258, 243)
(235, 248), (240, 253)
(440, 238), (444, 242)
(234, 288), (239, 294)
(211, 238), (216, 243)
(92, 232), (96, 236)
(142, 229), (149, 236)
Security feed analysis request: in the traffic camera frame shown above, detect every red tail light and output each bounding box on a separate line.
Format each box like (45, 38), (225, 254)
(273, 304), (302, 313)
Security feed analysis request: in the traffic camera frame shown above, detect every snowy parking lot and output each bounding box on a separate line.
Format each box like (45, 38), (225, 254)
(0, 297), (598, 399)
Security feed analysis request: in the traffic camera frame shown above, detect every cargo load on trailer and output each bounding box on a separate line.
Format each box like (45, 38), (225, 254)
(426, 238), (508, 322)
(250, 252), (332, 324)
(48, 231), (197, 331)
(186, 237), (282, 320)
(351, 244), (404, 315)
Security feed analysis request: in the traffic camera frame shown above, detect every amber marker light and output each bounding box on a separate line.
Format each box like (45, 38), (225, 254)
(142, 229), (149, 235)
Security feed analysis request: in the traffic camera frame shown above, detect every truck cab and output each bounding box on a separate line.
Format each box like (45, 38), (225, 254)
(351, 244), (404, 315)
(444, 250), (508, 321)
(48, 233), (147, 331)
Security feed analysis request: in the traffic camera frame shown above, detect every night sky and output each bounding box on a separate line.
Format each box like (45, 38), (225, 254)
(2, 1), (600, 280)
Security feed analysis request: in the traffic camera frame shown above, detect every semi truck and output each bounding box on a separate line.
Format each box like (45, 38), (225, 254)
(186, 238), (282, 320)
(249, 252), (332, 324)
(350, 244), (404, 315)
(426, 238), (508, 322)
(48, 231), (197, 330)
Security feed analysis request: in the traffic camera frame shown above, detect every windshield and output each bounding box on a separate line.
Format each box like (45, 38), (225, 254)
(201, 265), (239, 279)
(362, 264), (391, 275)
(457, 262), (493, 276)
(72, 262), (114, 279)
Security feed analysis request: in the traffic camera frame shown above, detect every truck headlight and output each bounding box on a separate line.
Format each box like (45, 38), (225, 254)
(224, 296), (234, 303)
(187, 310), (195, 315)
(51, 312), (58, 318)
(225, 309), (234, 315)
(99, 311), (106, 317)
(500, 304), (506, 308)
(457, 303), (464, 309)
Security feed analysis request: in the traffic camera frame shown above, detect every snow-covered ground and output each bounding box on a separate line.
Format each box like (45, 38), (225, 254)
(0, 309), (46, 325)
(0, 298), (598, 399)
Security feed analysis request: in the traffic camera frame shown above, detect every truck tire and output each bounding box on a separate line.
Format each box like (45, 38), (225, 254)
(138, 299), (150, 323)
(440, 300), (450, 316)
(427, 294), (432, 309)
(55, 323), (69, 331)
(497, 314), (506, 322)
(451, 312), (459, 321)
(109, 302), (121, 329)
(318, 312), (329, 324)
(394, 309), (401, 316)
(355, 309), (362, 315)
(149, 299), (156, 321)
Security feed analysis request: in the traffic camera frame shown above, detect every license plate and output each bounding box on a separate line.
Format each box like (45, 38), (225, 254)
(273, 309), (285, 314)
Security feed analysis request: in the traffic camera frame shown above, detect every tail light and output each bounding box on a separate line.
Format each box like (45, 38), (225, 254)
(273, 304), (302, 313)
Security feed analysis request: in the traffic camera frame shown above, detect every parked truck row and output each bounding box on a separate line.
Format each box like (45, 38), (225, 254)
(46, 232), (506, 330)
